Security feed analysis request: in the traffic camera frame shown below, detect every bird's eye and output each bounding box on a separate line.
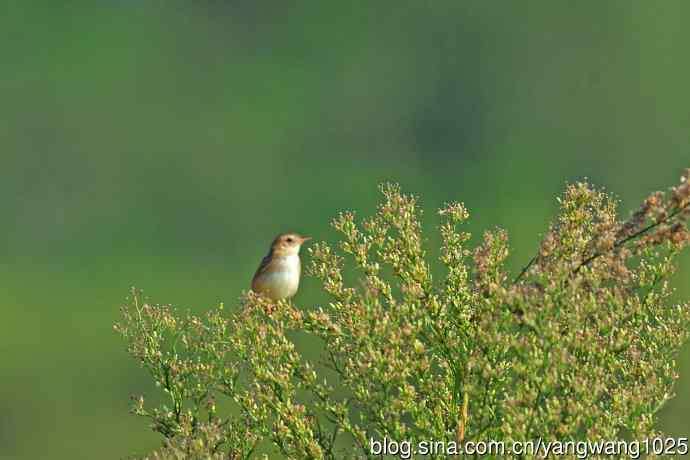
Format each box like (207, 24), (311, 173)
(286, 237), (293, 243)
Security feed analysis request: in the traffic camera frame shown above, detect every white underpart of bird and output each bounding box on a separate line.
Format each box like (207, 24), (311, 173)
(257, 254), (301, 299)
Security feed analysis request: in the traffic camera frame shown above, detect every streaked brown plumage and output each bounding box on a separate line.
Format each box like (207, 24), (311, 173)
(251, 232), (311, 300)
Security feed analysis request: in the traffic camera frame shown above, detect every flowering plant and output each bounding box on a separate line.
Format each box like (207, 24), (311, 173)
(116, 170), (690, 459)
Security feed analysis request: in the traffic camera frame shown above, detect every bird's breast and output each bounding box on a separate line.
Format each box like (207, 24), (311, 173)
(254, 255), (301, 300)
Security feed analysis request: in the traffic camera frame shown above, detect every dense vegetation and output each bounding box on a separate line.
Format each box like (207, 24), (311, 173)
(117, 171), (690, 459)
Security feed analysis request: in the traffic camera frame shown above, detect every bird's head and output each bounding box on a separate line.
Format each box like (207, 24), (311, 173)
(270, 232), (311, 257)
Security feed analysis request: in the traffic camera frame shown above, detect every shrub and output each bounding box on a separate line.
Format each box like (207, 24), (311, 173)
(116, 170), (690, 459)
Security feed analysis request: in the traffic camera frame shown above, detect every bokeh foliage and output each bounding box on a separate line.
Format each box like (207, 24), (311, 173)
(2, 2), (690, 459)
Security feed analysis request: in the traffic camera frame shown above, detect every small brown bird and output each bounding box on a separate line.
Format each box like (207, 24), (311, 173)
(251, 232), (311, 300)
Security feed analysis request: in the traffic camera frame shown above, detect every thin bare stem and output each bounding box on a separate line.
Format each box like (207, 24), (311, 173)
(573, 202), (688, 274)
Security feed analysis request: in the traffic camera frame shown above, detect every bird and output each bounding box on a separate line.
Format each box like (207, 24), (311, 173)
(251, 232), (311, 301)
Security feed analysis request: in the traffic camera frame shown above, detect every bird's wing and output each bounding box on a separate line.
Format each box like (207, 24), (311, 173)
(251, 254), (273, 289)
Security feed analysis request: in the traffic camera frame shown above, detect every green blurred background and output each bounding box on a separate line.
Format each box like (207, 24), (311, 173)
(2, 2), (689, 458)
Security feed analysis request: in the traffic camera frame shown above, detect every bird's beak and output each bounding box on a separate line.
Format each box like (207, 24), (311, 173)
(301, 236), (312, 243)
